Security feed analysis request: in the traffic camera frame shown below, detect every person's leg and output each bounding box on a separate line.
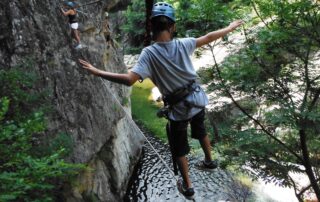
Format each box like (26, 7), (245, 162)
(71, 29), (80, 44)
(169, 120), (192, 188)
(176, 155), (192, 188)
(70, 29), (74, 42)
(191, 110), (213, 162)
(70, 23), (80, 45)
(74, 29), (80, 44)
(199, 135), (212, 162)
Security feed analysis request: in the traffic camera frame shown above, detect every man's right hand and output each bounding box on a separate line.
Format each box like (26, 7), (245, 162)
(79, 59), (101, 75)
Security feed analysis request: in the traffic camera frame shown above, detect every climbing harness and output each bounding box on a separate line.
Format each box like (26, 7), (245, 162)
(97, 77), (178, 181)
(162, 81), (197, 106)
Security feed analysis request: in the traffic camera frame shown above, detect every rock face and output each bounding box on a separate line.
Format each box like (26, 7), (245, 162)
(0, 0), (144, 201)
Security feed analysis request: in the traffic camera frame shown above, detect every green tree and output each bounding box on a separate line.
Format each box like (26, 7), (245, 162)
(177, 0), (237, 37)
(201, 1), (320, 201)
(122, 0), (146, 53)
(122, 0), (245, 52)
(0, 61), (84, 201)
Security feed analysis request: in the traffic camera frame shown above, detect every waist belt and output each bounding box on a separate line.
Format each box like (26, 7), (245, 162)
(163, 81), (196, 106)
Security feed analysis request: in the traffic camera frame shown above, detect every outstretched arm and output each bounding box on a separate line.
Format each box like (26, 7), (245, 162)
(196, 20), (243, 48)
(79, 59), (140, 86)
(60, 8), (73, 16)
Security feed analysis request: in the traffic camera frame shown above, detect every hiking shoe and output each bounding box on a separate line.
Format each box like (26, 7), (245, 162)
(177, 179), (195, 199)
(195, 160), (218, 171)
(74, 44), (83, 49)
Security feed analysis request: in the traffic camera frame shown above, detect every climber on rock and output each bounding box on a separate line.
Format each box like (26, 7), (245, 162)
(79, 1), (242, 199)
(61, 1), (82, 49)
(102, 12), (113, 48)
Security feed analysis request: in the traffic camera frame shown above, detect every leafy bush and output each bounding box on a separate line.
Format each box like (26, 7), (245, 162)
(0, 61), (84, 201)
(121, 0), (146, 54)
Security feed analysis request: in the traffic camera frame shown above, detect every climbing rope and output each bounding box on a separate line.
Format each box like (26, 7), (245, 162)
(98, 77), (178, 181)
(75, 8), (89, 16)
(78, 0), (102, 7)
(58, 0), (102, 8)
(76, 7), (103, 30)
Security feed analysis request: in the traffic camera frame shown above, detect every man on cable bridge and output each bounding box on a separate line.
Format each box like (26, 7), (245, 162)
(79, 2), (242, 199)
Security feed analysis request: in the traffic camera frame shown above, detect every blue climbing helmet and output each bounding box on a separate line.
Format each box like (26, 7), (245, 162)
(66, 1), (75, 8)
(151, 2), (175, 22)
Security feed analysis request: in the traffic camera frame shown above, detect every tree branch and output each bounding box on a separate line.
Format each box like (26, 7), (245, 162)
(299, 40), (312, 113)
(288, 176), (304, 202)
(299, 129), (320, 199)
(242, 26), (298, 120)
(297, 178), (320, 198)
(308, 88), (320, 111)
(209, 46), (303, 163)
(251, 1), (270, 29)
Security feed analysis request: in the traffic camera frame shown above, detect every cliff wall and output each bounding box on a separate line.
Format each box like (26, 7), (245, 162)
(0, 0), (144, 201)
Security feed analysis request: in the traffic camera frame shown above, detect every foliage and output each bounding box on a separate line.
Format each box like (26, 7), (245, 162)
(173, 0), (240, 37)
(0, 62), (84, 201)
(121, 0), (146, 54)
(202, 0), (320, 200)
(122, 0), (250, 51)
(0, 59), (45, 121)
